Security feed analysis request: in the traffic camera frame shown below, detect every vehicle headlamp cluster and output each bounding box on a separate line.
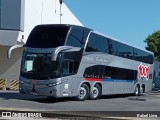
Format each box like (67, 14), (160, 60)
(46, 79), (68, 87)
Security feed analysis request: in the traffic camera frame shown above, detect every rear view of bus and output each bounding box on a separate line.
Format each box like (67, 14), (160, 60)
(19, 24), (154, 101)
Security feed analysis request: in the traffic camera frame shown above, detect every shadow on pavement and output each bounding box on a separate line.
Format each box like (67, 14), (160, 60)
(100, 94), (134, 99)
(0, 91), (134, 104)
(1, 90), (156, 103)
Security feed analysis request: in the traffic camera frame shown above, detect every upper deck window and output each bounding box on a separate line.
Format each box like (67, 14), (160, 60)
(65, 27), (84, 47)
(85, 32), (154, 64)
(134, 48), (154, 64)
(112, 40), (134, 59)
(26, 25), (70, 48)
(85, 33), (108, 53)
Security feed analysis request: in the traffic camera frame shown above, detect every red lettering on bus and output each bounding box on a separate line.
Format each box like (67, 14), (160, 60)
(138, 63), (150, 80)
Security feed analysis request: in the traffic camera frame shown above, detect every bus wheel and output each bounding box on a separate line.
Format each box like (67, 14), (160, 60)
(134, 85), (140, 96)
(90, 84), (101, 100)
(140, 85), (144, 96)
(76, 84), (89, 101)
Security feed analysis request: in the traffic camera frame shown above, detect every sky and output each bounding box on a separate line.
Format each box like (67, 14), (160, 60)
(65, 0), (160, 49)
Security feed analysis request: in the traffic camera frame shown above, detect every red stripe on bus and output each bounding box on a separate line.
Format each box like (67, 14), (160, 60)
(85, 78), (102, 81)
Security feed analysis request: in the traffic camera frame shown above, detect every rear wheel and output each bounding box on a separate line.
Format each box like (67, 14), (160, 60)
(134, 85), (144, 96)
(139, 85), (144, 96)
(76, 84), (89, 101)
(134, 85), (140, 96)
(90, 84), (101, 100)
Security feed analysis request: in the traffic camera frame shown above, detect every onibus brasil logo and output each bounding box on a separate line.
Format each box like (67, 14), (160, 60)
(138, 63), (150, 80)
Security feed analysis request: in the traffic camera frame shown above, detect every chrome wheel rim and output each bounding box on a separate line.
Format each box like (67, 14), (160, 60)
(140, 86), (143, 95)
(135, 86), (139, 95)
(91, 87), (99, 98)
(78, 87), (87, 99)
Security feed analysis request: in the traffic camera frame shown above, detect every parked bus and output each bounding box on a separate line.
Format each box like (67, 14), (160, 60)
(19, 24), (154, 100)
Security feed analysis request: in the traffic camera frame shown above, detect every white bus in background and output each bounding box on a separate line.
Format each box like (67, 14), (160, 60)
(19, 24), (154, 101)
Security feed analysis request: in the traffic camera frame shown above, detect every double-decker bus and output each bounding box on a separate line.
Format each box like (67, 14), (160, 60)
(19, 24), (154, 101)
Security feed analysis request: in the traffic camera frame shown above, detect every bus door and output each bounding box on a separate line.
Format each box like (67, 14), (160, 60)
(60, 58), (80, 96)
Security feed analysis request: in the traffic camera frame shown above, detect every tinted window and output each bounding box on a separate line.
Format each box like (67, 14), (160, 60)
(134, 48), (154, 64)
(83, 29), (91, 44)
(66, 27), (84, 47)
(84, 65), (137, 80)
(62, 59), (80, 76)
(85, 33), (108, 53)
(20, 53), (61, 79)
(61, 50), (82, 76)
(106, 38), (113, 54)
(85, 32), (153, 64)
(26, 25), (69, 48)
(112, 41), (133, 59)
(63, 49), (83, 62)
(83, 65), (100, 78)
(111, 67), (137, 80)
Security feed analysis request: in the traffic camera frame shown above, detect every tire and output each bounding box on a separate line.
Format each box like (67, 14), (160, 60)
(152, 82), (155, 90)
(89, 84), (101, 100)
(139, 85), (144, 96)
(76, 84), (89, 101)
(134, 85), (140, 96)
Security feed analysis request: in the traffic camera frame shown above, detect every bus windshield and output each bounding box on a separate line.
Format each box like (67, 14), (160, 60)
(26, 25), (70, 48)
(21, 52), (61, 79)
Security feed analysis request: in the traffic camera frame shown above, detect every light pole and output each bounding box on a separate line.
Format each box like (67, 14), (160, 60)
(59, 0), (63, 24)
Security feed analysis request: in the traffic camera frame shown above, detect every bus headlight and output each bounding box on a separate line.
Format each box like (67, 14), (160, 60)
(19, 80), (24, 84)
(46, 79), (68, 87)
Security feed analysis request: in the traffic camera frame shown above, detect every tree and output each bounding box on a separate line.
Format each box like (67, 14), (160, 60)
(144, 30), (160, 61)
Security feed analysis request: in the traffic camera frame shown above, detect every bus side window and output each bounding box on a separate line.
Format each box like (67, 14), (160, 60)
(63, 61), (72, 75)
(62, 60), (79, 76)
(85, 33), (108, 53)
(105, 66), (112, 78)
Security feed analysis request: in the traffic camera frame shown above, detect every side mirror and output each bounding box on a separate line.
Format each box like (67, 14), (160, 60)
(52, 46), (81, 61)
(8, 44), (23, 59)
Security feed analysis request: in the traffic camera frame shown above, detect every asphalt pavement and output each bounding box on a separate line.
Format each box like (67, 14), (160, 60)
(0, 90), (160, 120)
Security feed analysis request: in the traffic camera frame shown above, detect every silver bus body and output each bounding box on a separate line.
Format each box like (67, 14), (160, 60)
(19, 24), (154, 100)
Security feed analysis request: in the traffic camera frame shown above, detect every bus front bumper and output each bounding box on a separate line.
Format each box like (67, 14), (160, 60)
(19, 83), (59, 97)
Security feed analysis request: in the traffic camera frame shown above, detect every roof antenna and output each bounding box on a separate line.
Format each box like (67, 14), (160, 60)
(59, 0), (63, 24)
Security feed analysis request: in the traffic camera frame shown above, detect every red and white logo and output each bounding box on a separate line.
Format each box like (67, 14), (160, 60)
(138, 63), (150, 80)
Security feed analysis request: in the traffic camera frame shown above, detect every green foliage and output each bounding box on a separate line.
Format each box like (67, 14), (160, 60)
(144, 30), (160, 61)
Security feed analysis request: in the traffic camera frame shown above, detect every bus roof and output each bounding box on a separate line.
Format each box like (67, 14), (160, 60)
(35, 24), (92, 31)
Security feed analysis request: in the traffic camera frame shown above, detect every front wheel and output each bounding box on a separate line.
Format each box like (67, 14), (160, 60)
(76, 84), (89, 101)
(90, 84), (101, 100)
